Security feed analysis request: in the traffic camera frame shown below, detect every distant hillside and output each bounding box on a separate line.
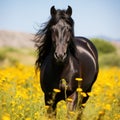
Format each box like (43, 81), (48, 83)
(0, 30), (35, 48)
(0, 30), (120, 49)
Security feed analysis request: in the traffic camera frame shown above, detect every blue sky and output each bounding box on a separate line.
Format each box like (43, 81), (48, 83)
(0, 0), (120, 39)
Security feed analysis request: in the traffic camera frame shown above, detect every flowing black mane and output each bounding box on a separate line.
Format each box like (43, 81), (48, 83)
(35, 6), (76, 69)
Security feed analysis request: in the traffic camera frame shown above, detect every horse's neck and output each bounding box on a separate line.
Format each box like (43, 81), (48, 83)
(45, 50), (78, 72)
(66, 54), (79, 71)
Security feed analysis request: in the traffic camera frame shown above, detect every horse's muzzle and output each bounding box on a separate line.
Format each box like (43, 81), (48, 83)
(54, 52), (67, 63)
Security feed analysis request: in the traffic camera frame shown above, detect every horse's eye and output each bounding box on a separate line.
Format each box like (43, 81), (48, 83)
(67, 40), (70, 44)
(67, 27), (72, 32)
(51, 26), (56, 31)
(51, 27), (55, 32)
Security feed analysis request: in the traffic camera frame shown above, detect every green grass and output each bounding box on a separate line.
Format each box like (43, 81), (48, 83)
(0, 47), (35, 66)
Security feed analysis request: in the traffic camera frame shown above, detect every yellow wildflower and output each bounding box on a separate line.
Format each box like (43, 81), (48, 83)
(81, 92), (87, 97)
(10, 101), (16, 107)
(45, 105), (50, 109)
(76, 88), (83, 92)
(87, 92), (93, 96)
(18, 105), (23, 110)
(34, 111), (39, 116)
(25, 118), (31, 120)
(63, 104), (67, 109)
(104, 104), (111, 111)
(2, 113), (10, 120)
(53, 88), (61, 93)
(69, 111), (75, 115)
(82, 103), (86, 107)
(67, 98), (73, 102)
(75, 78), (83, 81)
(99, 110), (105, 115)
(61, 78), (67, 85)
(12, 108), (14, 112)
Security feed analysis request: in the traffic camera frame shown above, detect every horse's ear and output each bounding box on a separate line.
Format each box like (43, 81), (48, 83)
(50, 6), (56, 16)
(66, 6), (72, 16)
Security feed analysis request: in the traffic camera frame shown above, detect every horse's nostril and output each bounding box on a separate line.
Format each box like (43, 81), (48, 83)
(64, 52), (66, 56)
(54, 52), (58, 59)
(63, 53), (67, 59)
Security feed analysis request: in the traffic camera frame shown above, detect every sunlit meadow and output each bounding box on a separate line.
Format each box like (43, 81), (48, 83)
(0, 63), (120, 120)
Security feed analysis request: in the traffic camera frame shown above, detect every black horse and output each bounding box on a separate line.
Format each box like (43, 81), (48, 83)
(35, 6), (99, 118)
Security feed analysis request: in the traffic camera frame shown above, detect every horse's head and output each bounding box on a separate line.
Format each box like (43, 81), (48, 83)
(50, 6), (74, 63)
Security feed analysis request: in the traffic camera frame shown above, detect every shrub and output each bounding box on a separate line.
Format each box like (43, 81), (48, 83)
(0, 51), (6, 61)
(100, 53), (120, 67)
(91, 38), (116, 54)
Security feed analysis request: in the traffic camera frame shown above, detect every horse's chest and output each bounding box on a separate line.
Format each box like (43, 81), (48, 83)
(41, 58), (79, 92)
(60, 65), (79, 90)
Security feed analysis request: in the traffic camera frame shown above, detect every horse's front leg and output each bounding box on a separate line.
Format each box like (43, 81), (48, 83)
(67, 91), (83, 120)
(67, 91), (78, 111)
(44, 93), (57, 117)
